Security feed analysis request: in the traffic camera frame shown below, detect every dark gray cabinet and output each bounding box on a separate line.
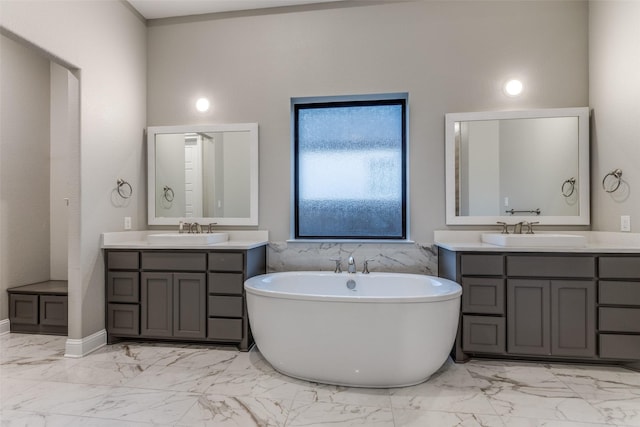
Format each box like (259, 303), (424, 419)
(7, 281), (68, 335)
(507, 279), (595, 357)
(598, 256), (640, 360)
(141, 272), (206, 339)
(508, 279), (551, 355)
(105, 245), (266, 351)
(438, 248), (628, 364)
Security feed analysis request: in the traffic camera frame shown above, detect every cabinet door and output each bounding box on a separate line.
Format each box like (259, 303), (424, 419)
(141, 272), (173, 337)
(9, 294), (38, 325)
(39, 295), (68, 326)
(107, 271), (139, 303)
(108, 303), (140, 336)
(551, 280), (596, 357)
(173, 273), (206, 339)
(508, 280), (550, 355)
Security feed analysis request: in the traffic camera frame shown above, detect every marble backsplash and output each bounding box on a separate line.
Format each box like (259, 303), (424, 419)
(267, 241), (438, 275)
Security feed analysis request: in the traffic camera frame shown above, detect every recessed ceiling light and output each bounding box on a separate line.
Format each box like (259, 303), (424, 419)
(196, 97), (210, 112)
(504, 79), (523, 97)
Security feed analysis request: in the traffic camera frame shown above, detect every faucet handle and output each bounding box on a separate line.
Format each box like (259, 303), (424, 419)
(526, 221), (539, 234)
(496, 221), (509, 234)
(362, 258), (375, 274)
(329, 258), (342, 274)
(207, 223), (217, 233)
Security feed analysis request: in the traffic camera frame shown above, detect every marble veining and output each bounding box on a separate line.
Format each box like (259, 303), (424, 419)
(267, 241), (438, 274)
(2, 333), (640, 426)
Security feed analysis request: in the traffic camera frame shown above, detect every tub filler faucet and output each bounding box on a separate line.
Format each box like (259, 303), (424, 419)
(348, 256), (357, 274)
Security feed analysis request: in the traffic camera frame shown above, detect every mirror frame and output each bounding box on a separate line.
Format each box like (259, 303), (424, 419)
(445, 107), (590, 225)
(147, 123), (259, 226)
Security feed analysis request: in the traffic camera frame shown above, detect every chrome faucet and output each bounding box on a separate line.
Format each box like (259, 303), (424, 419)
(347, 256), (357, 274)
(178, 221), (191, 233)
(190, 222), (202, 233)
(513, 221), (524, 234)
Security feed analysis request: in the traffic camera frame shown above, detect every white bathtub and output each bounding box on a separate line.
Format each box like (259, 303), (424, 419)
(244, 271), (462, 388)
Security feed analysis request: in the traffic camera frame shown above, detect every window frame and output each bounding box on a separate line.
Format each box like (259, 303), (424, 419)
(291, 93), (409, 241)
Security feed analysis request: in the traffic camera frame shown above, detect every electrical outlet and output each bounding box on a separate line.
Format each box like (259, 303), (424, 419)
(621, 215), (631, 232)
(124, 216), (132, 230)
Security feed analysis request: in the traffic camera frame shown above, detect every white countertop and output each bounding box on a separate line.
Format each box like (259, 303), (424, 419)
(434, 230), (640, 253)
(101, 230), (268, 250)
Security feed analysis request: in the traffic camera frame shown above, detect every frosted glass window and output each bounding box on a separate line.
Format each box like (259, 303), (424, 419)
(294, 97), (407, 239)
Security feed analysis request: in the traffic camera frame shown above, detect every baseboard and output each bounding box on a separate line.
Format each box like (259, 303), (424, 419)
(0, 318), (9, 335)
(64, 329), (107, 358)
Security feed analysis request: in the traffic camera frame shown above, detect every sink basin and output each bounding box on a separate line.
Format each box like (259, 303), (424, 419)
(147, 233), (229, 245)
(481, 233), (587, 248)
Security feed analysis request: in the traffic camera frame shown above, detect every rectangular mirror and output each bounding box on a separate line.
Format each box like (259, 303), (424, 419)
(147, 123), (258, 226)
(445, 107), (589, 225)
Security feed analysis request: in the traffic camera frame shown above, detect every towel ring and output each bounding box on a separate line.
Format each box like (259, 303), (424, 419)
(561, 177), (576, 197)
(163, 186), (175, 202)
(116, 179), (133, 199)
(602, 169), (622, 193)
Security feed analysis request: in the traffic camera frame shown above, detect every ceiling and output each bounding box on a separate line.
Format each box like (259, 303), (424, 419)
(128, 0), (344, 19)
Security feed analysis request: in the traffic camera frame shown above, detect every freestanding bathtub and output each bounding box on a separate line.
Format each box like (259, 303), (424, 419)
(244, 271), (462, 388)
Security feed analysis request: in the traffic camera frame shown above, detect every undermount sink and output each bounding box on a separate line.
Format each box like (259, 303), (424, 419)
(481, 233), (587, 248)
(147, 232), (229, 245)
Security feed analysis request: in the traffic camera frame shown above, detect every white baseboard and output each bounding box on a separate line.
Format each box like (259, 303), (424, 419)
(65, 329), (107, 358)
(0, 318), (9, 335)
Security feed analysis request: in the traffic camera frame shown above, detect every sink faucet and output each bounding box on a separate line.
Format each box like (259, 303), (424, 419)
(190, 222), (202, 233)
(347, 256), (357, 274)
(513, 221), (524, 234)
(178, 221), (191, 233)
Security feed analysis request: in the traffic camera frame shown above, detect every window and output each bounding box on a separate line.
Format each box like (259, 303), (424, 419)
(293, 94), (408, 240)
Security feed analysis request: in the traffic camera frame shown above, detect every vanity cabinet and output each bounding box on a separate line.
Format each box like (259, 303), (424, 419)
(598, 256), (640, 360)
(438, 248), (631, 364)
(105, 245), (266, 351)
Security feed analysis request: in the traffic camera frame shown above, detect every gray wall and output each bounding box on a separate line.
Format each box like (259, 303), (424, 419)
(0, 34), (51, 321)
(590, 1), (640, 232)
(147, 0), (589, 247)
(1, 1), (146, 341)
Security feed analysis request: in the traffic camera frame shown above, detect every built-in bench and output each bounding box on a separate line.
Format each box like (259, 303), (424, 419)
(7, 281), (68, 335)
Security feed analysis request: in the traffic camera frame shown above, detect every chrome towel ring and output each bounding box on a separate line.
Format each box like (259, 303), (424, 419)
(561, 177), (576, 197)
(163, 186), (175, 202)
(602, 169), (622, 193)
(116, 179), (133, 199)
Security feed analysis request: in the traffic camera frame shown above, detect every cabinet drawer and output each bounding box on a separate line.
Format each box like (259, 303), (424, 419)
(599, 257), (640, 279)
(108, 303), (140, 336)
(9, 294), (38, 325)
(208, 295), (243, 317)
(208, 318), (242, 341)
(462, 278), (505, 314)
(208, 252), (244, 272)
(507, 256), (595, 278)
(599, 307), (640, 332)
(107, 251), (139, 270)
(107, 272), (139, 303)
(209, 273), (244, 295)
(141, 252), (206, 271)
(462, 315), (505, 354)
(460, 254), (503, 276)
(599, 281), (640, 306)
(599, 334), (640, 360)
(40, 295), (68, 326)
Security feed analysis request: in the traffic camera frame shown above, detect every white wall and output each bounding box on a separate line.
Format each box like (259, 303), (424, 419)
(0, 1), (146, 341)
(0, 34), (51, 321)
(50, 62), (71, 280)
(590, 1), (640, 232)
(147, 0), (588, 243)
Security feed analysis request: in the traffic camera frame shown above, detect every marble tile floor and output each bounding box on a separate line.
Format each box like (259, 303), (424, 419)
(1, 333), (640, 427)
